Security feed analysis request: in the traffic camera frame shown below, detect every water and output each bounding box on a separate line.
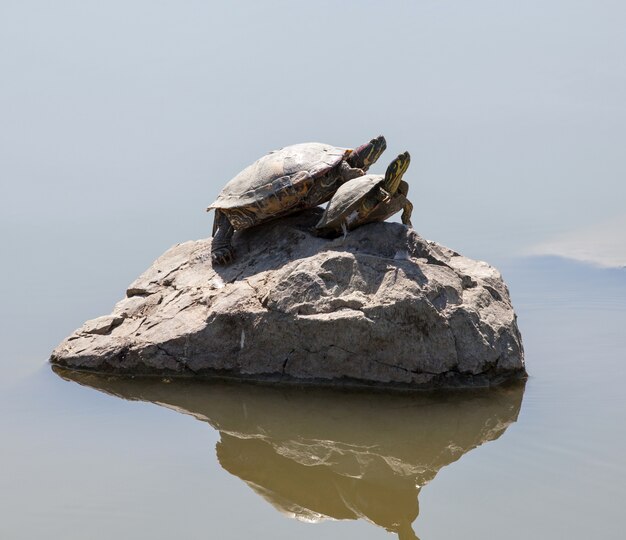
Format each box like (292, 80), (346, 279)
(1, 254), (625, 539)
(50, 369), (527, 540)
(2, 1), (626, 537)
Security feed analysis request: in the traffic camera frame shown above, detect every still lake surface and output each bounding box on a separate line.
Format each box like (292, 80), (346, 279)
(3, 1), (626, 537)
(1, 250), (625, 539)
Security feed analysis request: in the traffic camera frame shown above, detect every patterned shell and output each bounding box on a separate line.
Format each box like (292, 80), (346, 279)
(316, 174), (383, 229)
(208, 143), (349, 210)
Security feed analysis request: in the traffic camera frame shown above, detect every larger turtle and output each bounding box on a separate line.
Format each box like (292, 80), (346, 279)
(315, 151), (413, 237)
(207, 136), (387, 264)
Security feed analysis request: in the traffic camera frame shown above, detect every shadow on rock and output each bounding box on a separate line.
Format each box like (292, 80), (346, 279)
(53, 366), (526, 539)
(210, 207), (434, 283)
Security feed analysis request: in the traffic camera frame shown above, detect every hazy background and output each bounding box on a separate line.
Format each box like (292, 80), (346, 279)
(1, 3), (626, 539)
(1, 0), (625, 370)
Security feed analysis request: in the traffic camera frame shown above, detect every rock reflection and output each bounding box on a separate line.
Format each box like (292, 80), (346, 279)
(53, 367), (525, 539)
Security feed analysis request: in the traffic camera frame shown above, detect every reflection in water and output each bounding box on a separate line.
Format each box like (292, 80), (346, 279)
(53, 368), (525, 539)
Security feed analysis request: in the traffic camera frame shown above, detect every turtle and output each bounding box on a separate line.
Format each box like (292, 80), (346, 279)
(207, 136), (387, 264)
(315, 151), (413, 237)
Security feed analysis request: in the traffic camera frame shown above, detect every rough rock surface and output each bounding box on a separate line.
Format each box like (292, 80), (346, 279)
(50, 209), (525, 389)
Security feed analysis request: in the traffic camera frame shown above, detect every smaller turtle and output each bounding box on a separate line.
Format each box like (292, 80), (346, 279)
(315, 152), (413, 237)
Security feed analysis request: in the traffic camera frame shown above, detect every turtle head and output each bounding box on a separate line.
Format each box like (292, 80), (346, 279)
(383, 152), (411, 195)
(348, 135), (387, 171)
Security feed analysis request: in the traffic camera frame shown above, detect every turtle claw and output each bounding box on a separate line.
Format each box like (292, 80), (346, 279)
(211, 247), (234, 266)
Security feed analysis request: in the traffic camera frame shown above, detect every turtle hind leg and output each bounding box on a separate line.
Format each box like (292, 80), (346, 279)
(211, 210), (235, 265)
(347, 135), (387, 171)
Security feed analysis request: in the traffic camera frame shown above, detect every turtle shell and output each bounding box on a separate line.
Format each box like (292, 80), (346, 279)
(316, 174), (383, 230)
(208, 143), (349, 211)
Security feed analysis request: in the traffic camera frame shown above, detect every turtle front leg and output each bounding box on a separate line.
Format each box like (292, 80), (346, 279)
(400, 199), (414, 227)
(352, 152), (411, 224)
(362, 180), (413, 227)
(339, 161), (364, 183)
(211, 210), (235, 265)
(397, 180), (414, 227)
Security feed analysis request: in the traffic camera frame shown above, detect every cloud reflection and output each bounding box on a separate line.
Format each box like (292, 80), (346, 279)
(529, 214), (626, 268)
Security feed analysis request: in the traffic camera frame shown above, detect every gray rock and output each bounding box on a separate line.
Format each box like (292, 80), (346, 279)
(50, 209), (525, 389)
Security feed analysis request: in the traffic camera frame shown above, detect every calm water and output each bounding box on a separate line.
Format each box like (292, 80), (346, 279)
(1, 254), (625, 539)
(2, 2), (626, 538)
